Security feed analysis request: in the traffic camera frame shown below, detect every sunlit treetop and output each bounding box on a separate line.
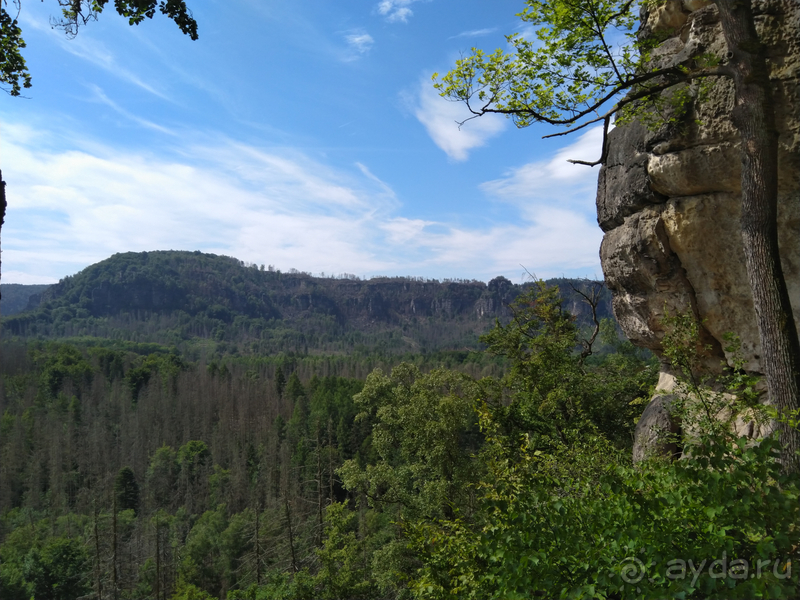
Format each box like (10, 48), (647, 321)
(433, 0), (726, 162)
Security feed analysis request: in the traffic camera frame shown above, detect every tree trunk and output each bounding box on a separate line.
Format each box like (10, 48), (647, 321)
(94, 505), (103, 600)
(155, 516), (160, 600)
(316, 427), (323, 546)
(112, 494), (119, 600)
(716, 0), (800, 471)
(254, 504), (261, 586)
(0, 170), (5, 324)
(284, 497), (297, 573)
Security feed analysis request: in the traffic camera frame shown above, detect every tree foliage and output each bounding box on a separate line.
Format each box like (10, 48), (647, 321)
(115, 466), (140, 515)
(404, 300), (798, 599)
(339, 364), (486, 522)
(26, 537), (89, 600)
(0, 0), (196, 96)
(0, 2), (30, 96)
(3, 280), (795, 599)
(409, 425), (799, 599)
(481, 280), (655, 450)
(433, 0), (723, 149)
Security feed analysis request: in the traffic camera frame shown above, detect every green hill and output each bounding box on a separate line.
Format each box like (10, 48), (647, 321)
(2, 251), (613, 356)
(0, 283), (51, 316)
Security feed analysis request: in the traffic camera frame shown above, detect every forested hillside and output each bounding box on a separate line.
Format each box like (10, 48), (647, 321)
(2, 251), (612, 357)
(0, 278), (655, 600)
(2, 280), (795, 600)
(0, 285), (50, 316)
(2, 261), (799, 600)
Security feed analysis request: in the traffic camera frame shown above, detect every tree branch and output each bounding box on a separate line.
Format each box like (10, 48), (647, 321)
(467, 65), (687, 126)
(606, 0), (638, 25)
(586, 1), (623, 81)
(566, 115), (611, 166)
(465, 60), (732, 139)
(541, 65), (732, 144)
(570, 280), (605, 366)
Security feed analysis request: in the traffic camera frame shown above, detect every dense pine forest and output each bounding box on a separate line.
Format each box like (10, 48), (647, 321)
(1, 253), (798, 599)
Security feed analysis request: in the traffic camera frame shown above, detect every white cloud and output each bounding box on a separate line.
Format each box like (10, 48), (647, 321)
(376, 0), (421, 23)
(1, 124), (393, 281)
(412, 78), (506, 161)
(19, 12), (170, 99)
(2, 271), (60, 285)
(345, 32), (375, 55)
(1, 122), (602, 284)
(89, 85), (178, 135)
(481, 126), (605, 204)
(465, 127), (608, 277)
(355, 162), (398, 201)
(449, 27), (497, 39)
(376, 208), (601, 279)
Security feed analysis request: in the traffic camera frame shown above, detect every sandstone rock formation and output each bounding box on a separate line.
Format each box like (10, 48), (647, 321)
(632, 393), (682, 463)
(595, 0), (800, 457)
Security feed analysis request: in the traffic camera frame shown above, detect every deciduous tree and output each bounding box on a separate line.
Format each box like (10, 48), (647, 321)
(435, 0), (800, 469)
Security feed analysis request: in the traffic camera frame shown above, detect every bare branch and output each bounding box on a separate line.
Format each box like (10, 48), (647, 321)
(570, 280), (605, 366)
(566, 115), (611, 166)
(606, 0), (638, 25)
(468, 65), (688, 126)
(543, 112), (611, 139)
(466, 62), (732, 134)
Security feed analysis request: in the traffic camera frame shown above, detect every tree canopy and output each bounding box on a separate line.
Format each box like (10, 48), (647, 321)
(433, 0), (725, 155)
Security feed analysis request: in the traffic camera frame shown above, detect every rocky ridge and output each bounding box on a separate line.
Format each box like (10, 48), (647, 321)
(3, 251), (614, 355)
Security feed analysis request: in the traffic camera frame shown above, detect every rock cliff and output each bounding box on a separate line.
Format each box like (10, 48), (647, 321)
(4, 251), (615, 356)
(596, 0), (800, 452)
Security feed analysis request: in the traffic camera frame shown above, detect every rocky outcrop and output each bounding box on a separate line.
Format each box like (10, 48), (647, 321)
(596, 0), (800, 457)
(632, 393), (682, 463)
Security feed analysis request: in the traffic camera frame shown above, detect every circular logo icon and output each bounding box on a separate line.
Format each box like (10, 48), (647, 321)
(620, 557), (645, 584)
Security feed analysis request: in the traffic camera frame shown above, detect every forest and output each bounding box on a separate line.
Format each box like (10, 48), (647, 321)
(1, 251), (614, 358)
(1, 260), (797, 599)
(2, 0), (799, 595)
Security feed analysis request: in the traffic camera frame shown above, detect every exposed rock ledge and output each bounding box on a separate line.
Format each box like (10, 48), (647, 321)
(594, 0), (800, 458)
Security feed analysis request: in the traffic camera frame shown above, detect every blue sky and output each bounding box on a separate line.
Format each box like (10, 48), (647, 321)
(2, 0), (606, 284)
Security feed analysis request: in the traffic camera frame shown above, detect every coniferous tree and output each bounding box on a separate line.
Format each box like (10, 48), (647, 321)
(114, 467), (140, 516)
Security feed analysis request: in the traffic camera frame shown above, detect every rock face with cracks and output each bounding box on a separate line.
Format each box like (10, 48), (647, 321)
(595, 0), (800, 458)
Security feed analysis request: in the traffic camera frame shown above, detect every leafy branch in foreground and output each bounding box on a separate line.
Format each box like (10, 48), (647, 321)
(0, 1), (30, 96)
(0, 0), (197, 96)
(53, 0), (198, 40)
(408, 312), (799, 600)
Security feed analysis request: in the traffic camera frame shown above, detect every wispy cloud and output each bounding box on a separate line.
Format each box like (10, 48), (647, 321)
(449, 27), (497, 39)
(2, 125), (396, 280)
(89, 85), (178, 135)
(481, 126), (605, 204)
(355, 163), (397, 201)
(2, 122), (602, 284)
(344, 31), (375, 56)
(411, 77), (506, 161)
(376, 0), (422, 23)
(19, 12), (170, 99)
